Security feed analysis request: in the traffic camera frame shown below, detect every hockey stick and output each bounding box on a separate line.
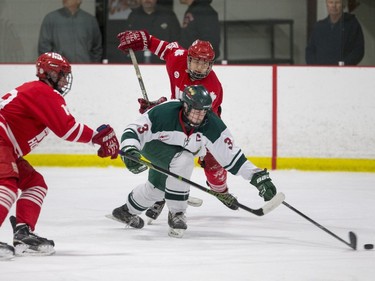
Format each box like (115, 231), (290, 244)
(120, 151), (285, 216)
(282, 201), (357, 250)
(129, 48), (149, 101)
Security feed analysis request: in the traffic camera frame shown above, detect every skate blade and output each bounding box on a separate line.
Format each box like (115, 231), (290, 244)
(168, 228), (185, 238)
(105, 214), (144, 229)
(0, 249), (15, 261)
(105, 214), (128, 225)
(187, 196), (203, 207)
(15, 244), (55, 256)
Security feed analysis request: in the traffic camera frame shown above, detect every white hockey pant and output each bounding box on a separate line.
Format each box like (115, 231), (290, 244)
(127, 150), (194, 215)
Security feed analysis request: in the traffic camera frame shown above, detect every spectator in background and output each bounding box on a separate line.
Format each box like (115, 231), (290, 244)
(0, 1), (24, 62)
(106, 0), (140, 63)
(38, 0), (103, 63)
(305, 0), (364, 65)
(127, 0), (141, 9)
(158, 0), (174, 10)
(108, 0), (132, 20)
(125, 0), (181, 64)
(179, 0), (220, 58)
(108, 0), (140, 20)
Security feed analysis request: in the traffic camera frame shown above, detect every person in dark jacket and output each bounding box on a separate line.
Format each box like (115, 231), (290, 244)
(38, 0), (103, 63)
(305, 0), (364, 65)
(125, 0), (181, 64)
(179, 0), (220, 58)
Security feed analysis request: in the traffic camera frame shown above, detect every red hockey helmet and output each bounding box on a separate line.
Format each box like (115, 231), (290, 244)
(36, 52), (73, 96)
(187, 40), (215, 80)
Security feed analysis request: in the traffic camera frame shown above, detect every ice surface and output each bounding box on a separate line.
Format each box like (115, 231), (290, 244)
(1, 168), (374, 281)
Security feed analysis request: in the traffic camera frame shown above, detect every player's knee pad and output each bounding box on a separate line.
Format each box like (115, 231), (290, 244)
(0, 143), (19, 179)
(16, 158), (48, 207)
(203, 151), (223, 171)
(170, 150), (194, 178)
(16, 157), (48, 191)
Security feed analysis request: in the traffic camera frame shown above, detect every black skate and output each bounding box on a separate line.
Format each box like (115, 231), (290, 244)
(145, 199), (166, 222)
(207, 182), (239, 210)
(111, 204), (144, 229)
(216, 192), (239, 210)
(12, 221), (55, 256)
(168, 212), (187, 238)
(0, 241), (15, 260)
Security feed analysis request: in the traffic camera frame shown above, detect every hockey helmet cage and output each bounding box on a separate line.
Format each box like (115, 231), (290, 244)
(182, 85), (212, 127)
(36, 52), (73, 96)
(187, 40), (215, 80)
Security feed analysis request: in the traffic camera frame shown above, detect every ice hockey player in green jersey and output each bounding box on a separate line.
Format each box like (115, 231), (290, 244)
(111, 85), (277, 238)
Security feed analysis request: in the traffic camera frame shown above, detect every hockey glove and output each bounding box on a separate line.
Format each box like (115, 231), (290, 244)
(92, 124), (119, 159)
(117, 30), (150, 53)
(250, 169), (277, 201)
(121, 146), (148, 174)
(138, 97), (167, 114)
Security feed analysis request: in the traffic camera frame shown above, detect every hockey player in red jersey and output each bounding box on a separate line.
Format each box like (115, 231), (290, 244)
(116, 30), (236, 221)
(0, 52), (119, 259)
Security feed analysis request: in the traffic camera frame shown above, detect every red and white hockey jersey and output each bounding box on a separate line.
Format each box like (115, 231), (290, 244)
(148, 36), (223, 115)
(0, 80), (94, 157)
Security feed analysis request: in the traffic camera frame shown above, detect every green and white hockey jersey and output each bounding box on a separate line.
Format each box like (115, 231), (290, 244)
(121, 100), (260, 188)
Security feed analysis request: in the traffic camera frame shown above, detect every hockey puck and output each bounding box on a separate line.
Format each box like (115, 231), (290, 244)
(364, 244), (374, 250)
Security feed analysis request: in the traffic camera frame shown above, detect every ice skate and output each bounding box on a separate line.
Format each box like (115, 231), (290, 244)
(217, 192), (239, 210)
(0, 242), (15, 261)
(111, 204), (144, 229)
(168, 212), (187, 238)
(207, 182), (239, 210)
(146, 197), (202, 225)
(146, 199), (166, 224)
(13, 223), (55, 256)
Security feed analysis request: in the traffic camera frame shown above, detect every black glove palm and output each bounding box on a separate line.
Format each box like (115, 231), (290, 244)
(250, 169), (277, 201)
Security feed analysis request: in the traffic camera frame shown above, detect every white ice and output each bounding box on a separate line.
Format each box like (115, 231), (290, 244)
(1, 167), (374, 281)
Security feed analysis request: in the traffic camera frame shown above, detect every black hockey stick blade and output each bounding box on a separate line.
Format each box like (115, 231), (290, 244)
(283, 201), (357, 250)
(120, 151), (285, 216)
(348, 231), (358, 250)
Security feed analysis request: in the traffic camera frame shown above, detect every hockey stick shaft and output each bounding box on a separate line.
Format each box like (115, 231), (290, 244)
(129, 48), (149, 101)
(282, 201), (357, 250)
(120, 151), (284, 216)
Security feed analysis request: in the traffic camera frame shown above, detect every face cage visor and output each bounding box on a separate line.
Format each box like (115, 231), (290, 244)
(183, 103), (209, 127)
(187, 56), (213, 80)
(48, 71), (73, 97)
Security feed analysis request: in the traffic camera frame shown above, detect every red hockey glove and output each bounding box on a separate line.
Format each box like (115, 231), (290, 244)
(92, 125), (119, 159)
(117, 30), (150, 53)
(138, 96), (167, 114)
